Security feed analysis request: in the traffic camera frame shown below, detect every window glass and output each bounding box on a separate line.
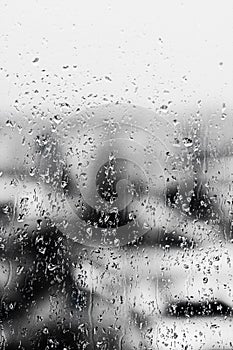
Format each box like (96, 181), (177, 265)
(0, 2), (233, 349)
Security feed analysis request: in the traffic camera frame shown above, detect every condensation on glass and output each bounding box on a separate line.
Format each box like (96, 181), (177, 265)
(0, 102), (233, 350)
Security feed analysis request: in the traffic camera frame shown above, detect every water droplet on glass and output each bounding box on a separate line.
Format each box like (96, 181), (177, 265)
(173, 138), (180, 148)
(32, 57), (39, 63)
(128, 212), (133, 220)
(29, 167), (36, 176)
(143, 222), (150, 230)
(86, 227), (92, 238)
(182, 138), (193, 147)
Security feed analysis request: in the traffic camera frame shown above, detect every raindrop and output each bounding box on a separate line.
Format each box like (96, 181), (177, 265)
(17, 213), (25, 222)
(86, 227), (92, 238)
(16, 266), (24, 275)
(43, 327), (49, 334)
(182, 138), (193, 147)
(53, 115), (62, 125)
(32, 57), (39, 63)
(37, 219), (42, 230)
(2, 205), (12, 215)
(173, 138), (181, 148)
(128, 212), (134, 220)
(221, 103), (227, 120)
(105, 76), (112, 81)
(143, 222), (150, 230)
(29, 167), (36, 176)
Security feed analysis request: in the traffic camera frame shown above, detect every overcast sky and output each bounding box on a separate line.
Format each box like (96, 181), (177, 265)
(0, 0), (233, 118)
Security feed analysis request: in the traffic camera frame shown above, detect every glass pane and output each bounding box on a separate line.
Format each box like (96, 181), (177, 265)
(0, 2), (232, 349)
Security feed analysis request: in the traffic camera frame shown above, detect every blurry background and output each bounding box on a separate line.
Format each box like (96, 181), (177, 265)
(1, 1), (233, 349)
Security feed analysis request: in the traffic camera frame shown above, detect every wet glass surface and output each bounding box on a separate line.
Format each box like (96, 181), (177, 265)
(1, 1), (233, 349)
(1, 103), (233, 349)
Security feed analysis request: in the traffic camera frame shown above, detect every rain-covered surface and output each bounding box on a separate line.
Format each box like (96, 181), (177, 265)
(1, 1), (233, 349)
(1, 102), (233, 349)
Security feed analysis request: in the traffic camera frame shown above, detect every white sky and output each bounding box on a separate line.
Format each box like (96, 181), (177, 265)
(0, 0), (233, 118)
